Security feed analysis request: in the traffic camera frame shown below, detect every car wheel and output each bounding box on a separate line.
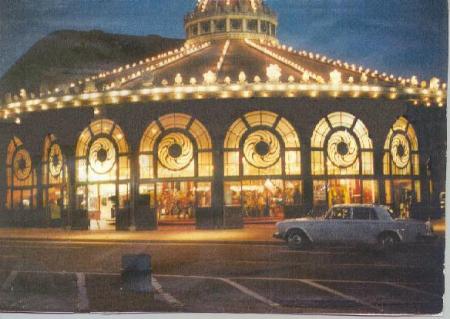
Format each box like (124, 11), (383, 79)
(378, 233), (398, 252)
(287, 231), (310, 250)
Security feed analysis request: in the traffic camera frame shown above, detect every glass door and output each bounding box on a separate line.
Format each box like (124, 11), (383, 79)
(88, 183), (116, 230)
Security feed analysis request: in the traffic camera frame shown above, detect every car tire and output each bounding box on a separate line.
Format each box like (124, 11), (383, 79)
(377, 233), (398, 252)
(287, 230), (310, 250)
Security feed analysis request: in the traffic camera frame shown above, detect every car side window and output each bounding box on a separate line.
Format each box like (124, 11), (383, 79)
(330, 207), (351, 219)
(352, 207), (378, 220)
(352, 207), (370, 220)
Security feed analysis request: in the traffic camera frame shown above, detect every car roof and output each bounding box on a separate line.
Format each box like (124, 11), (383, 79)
(332, 204), (379, 208)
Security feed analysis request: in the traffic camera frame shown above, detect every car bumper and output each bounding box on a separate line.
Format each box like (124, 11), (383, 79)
(273, 231), (284, 239)
(417, 233), (437, 242)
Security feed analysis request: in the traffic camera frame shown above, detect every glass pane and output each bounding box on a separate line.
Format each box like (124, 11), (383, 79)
(392, 179), (413, 218)
(139, 154), (153, 179)
(407, 126), (418, 151)
(330, 206), (351, 219)
(352, 207), (373, 220)
(385, 180), (392, 204)
(231, 19), (242, 30)
(393, 117), (408, 132)
(76, 186), (86, 209)
(22, 190), (31, 209)
(158, 160), (195, 178)
(241, 180), (284, 219)
(119, 184), (129, 208)
(353, 119), (372, 149)
(224, 151), (239, 176)
(13, 190), (21, 209)
(198, 152), (213, 177)
(6, 190), (11, 209)
(139, 183), (155, 207)
(159, 113), (191, 129)
(201, 21), (210, 33)
(285, 151), (301, 175)
(414, 180), (421, 202)
(383, 153), (390, 175)
(313, 180), (327, 207)
(196, 182), (211, 207)
(326, 157), (359, 175)
(243, 157), (282, 176)
(363, 180), (379, 203)
(361, 151), (374, 175)
(214, 19), (226, 32)
(140, 122), (160, 153)
(224, 182), (241, 206)
(77, 159), (87, 182)
(247, 19), (258, 31)
(328, 179), (362, 205)
(412, 154), (420, 175)
(225, 119), (246, 149)
(285, 181), (302, 205)
(190, 120), (212, 150)
(119, 156), (130, 180)
(384, 130), (393, 150)
(157, 181), (195, 221)
(328, 112), (354, 128)
(311, 118), (330, 148)
(88, 185), (99, 211)
(276, 118), (300, 148)
(311, 151), (325, 175)
(76, 129), (91, 157)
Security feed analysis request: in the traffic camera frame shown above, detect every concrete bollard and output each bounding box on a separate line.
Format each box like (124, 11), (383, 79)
(121, 254), (153, 293)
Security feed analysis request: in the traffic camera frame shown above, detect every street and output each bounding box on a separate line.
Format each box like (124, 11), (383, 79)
(0, 237), (444, 314)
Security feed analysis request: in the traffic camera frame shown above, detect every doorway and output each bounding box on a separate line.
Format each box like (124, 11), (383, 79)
(88, 183), (116, 230)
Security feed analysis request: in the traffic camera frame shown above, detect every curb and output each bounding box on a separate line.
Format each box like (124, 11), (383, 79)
(0, 236), (283, 246)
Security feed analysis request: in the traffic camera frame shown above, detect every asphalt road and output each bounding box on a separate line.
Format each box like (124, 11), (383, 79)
(0, 238), (445, 314)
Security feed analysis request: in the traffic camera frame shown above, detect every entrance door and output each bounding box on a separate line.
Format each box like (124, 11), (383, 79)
(241, 179), (285, 221)
(156, 181), (195, 223)
(392, 180), (413, 218)
(88, 183), (116, 230)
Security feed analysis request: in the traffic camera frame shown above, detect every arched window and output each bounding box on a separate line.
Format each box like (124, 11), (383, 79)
(311, 112), (376, 207)
(75, 119), (130, 229)
(383, 117), (421, 215)
(5, 137), (37, 210)
(223, 111), (301, 220)
(139, 113), (213, 222)
(42, 134), (68, 219)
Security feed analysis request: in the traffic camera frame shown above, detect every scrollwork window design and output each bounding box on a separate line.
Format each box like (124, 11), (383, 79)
(49, 143), (63, 177)
(158, 132), (194, 171)
(88, 137), (117, 174)
(139, 113), (213, 179)
(243, 130), (280, 169)
(383, 117), (419, 176)
(13, 149), (32, 181)
(6, 137), (37, 209)
(224, 111), (301, 177)
(311, 112), (373, 176)
(76, 119), (129, 183)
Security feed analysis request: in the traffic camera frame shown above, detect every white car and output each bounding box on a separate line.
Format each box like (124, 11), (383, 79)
(274, 204), (435, 250)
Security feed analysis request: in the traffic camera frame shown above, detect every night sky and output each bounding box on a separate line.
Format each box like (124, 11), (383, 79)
(0, 0), (448, 80)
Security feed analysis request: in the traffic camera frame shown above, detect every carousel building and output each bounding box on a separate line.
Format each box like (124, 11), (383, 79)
(0, 0), (446, 230)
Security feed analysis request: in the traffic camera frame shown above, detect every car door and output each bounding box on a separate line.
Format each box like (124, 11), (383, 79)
(319, 206), (353, 243)
(348, 207), (378, 244)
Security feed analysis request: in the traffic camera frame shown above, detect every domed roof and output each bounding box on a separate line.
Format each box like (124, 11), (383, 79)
(196, 0), (268, 14)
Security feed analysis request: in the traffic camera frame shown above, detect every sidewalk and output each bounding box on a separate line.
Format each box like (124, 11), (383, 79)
(0, 224), (280, 245)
